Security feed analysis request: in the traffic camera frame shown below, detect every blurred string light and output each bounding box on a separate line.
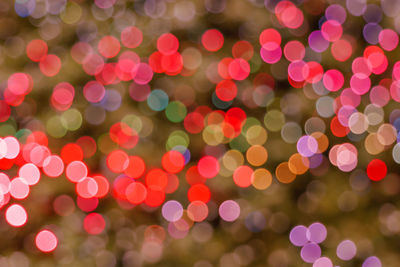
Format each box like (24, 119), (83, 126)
(290, 222), (382, 266)
(0, 0), (399, 265)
